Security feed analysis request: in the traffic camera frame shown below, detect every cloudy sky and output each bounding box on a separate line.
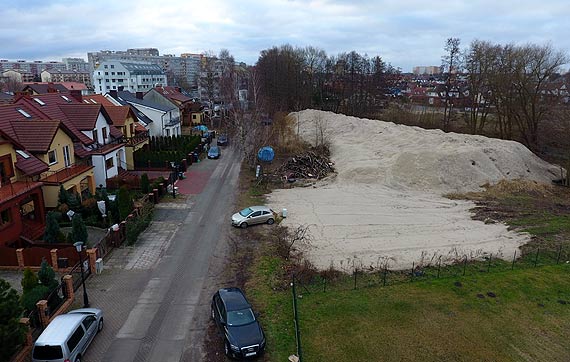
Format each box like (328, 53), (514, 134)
(0, 0), (568, 72)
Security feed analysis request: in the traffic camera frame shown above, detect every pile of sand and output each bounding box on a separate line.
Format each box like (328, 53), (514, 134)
(267, 110), (561, 270)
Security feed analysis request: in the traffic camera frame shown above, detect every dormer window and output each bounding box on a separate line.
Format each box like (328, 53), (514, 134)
(33, 98), (46, 106)
(102, 127), (108, 140)
(17, 108), (32, 118)
(61, 95), (71, 103)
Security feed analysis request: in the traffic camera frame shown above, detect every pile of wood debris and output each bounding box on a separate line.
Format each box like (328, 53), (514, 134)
(276, 149), (335, 180)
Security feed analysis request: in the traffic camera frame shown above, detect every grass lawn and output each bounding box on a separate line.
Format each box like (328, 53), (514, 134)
(251, 261), (570, 361)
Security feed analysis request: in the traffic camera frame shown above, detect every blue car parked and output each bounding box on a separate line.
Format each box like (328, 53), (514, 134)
(208, 146), (221, 159)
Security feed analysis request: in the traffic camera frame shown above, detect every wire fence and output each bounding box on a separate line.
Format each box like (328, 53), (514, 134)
(292, 244), (570, 295)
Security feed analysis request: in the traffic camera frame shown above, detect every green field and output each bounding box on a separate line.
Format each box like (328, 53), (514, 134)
(250, 259), (570, 362)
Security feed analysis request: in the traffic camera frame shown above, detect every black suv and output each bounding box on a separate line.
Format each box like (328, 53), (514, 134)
(211, 288), (266, 359)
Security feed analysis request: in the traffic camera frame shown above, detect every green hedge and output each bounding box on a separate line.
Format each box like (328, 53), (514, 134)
(134, 135), (201, 168)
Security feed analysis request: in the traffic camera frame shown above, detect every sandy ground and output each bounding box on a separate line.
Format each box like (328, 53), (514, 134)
(267, 110), (561, 270)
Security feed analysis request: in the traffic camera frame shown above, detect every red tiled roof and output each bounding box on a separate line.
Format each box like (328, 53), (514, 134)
(101, 105), (131, 127)
(73, 142), (124, 158)
(58, 104), (101, 130)
(22, 83), (68, 94)
(60, 82), (88, 91)
(15, 152), (49, 176)
(14, 94), (95, 146)
(0, 181), (43, 206)
(153, 86), (192, 103)
(82, 94), (116, 107)
(135, 123), (147, 132)
(12, 120), (61, 152)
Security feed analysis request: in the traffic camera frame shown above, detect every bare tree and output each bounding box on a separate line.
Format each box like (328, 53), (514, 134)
(440, 37), (462, 131)
(464, 40), (494, 134)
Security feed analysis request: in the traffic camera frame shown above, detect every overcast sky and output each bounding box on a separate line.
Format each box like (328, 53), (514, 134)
(1, 0), (568, 72)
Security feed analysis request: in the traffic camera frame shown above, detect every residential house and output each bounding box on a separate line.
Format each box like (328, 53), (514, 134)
(41, 69), (92, 89)
(14, 92), (127, 189)
(107, 90), (181, 137)
(0, 129), (47, 246)
(146, 86), (205, 126)
(83, 94), (149, 169)
(23, 82), (89, 95)
(0, 103), (96, 209)
(2, 69), (35, 83)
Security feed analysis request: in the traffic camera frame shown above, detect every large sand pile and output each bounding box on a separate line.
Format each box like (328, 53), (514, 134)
(267, 110), (561, 271)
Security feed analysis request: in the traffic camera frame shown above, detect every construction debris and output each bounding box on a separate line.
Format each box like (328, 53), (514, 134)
(276, 150), (335, 180)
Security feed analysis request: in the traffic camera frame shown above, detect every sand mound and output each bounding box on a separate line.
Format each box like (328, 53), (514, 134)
(296, 110), (560, 193)
(267, 110), (561, 270)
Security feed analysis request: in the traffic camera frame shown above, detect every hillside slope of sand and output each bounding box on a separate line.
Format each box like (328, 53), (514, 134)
(267, 110), (561, 270)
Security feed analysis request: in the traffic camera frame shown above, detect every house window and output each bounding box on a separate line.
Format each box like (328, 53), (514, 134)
(111, 72), (115, 75)
(0, 208), (12, 229)
(192, 114), (197, 120)
(98, 71), (101, 75)
(102, 127), (108, 140)
(105, 72), (108, 75)
(111, 79), (116, 82)
(0, 154), (15, 182)
(104, 65), (108, 69)
(93, 130), (98, 143)
(110, 64), (115, 69)
(47, 150), (57, 165)
(105, 157), (114, 170)
(129, 123), (134, 136)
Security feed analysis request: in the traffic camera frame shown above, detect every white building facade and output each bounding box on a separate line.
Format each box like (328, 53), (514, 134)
(93, 61), (167, 94)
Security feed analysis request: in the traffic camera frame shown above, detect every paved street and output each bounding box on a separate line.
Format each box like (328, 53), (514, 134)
(81, 146), (240, 362)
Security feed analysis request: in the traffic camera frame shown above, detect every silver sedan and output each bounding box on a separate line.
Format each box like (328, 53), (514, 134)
(231, 206), (275, 228)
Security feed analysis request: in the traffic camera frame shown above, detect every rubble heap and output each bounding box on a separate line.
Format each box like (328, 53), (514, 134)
(277, 150), (335, 180)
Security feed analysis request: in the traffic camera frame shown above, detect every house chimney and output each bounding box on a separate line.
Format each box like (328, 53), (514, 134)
(69, 89), (82, 102)
(136, 92), (144, 100)
(109, 90), (118, 99)
(47, 83), (57, 93)
(14, 91), (30, 102)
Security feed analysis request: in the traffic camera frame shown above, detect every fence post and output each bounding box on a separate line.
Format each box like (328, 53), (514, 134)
(36, 300), (49, 328)
(437, 257), (441, 278)
(291, 274), (303, 362)
(16, 248), (25, 269)
(50, 249), (59, 272)
(410, 262), (415, 281)
(512, 250), (516, 270)
(534, 248), (540, 267)
(487, 253), (492, 273)
(87, 248), (97, 274)
(353, 269), (357, 290)
(19, 318), (32, 347)
(463, 256), (467, 276)
(63, 275), (74, 300)
(557, 245), (562, 264)
(383, 265), (387, 286)
(323, 277), (326, 293)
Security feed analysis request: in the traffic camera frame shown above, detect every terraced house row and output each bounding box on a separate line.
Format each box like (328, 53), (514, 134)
(0, 89), (149, 248)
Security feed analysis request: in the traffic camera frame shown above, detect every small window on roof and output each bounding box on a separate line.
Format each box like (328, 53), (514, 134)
(61, 95), (71, 103)
(33, 98), (45, 106)
(17, 108), (31, 118)
(90, 99), (97, 104)
(16, 150), (30, 159)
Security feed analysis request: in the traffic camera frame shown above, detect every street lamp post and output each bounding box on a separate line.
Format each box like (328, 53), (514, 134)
(170, 162), (177, 199)
(73, 242), (90, 308)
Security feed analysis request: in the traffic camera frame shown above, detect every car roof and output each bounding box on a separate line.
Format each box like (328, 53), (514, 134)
(219, 287), (251, 311)
(35, 314), (85, 345)
(249, 206), (271, 212)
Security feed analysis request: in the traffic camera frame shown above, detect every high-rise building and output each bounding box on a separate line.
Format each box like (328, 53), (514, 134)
(412, 66), (441, 75)
(88, 49), (201, 96)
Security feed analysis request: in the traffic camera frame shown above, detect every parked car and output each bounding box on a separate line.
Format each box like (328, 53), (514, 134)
(208, 146), (221, 159)
(211, 288), (266, 358)
(32, 308), (103, 362)
(217, 134), (229, 146)
(231, 206), (275, 228)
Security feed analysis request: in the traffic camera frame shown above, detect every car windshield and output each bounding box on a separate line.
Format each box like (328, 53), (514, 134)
(226, 308), (256, 326)
(210, 147), (219, 153)
(33, 345), (63, 359)
(239, 207), (253, 217)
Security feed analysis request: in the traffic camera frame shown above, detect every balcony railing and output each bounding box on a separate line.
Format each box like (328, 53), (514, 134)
(40, 164), (93, 184)
(123, 132), (149, 146)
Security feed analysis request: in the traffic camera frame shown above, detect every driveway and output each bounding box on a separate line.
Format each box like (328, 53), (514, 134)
(82, 145), (241, 362)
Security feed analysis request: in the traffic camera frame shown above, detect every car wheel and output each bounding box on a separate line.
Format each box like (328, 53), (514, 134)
(98, 318), (104, 332)
(267, 218), (275, 225)
(240, 222), (248, 229)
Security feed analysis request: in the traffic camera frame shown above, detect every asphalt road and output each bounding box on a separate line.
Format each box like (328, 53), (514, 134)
(93, 146), (241, 362)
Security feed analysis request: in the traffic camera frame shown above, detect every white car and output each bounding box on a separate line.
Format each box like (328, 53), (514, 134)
(231, 206), (275, 228)
(32, 308), (103, 362)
